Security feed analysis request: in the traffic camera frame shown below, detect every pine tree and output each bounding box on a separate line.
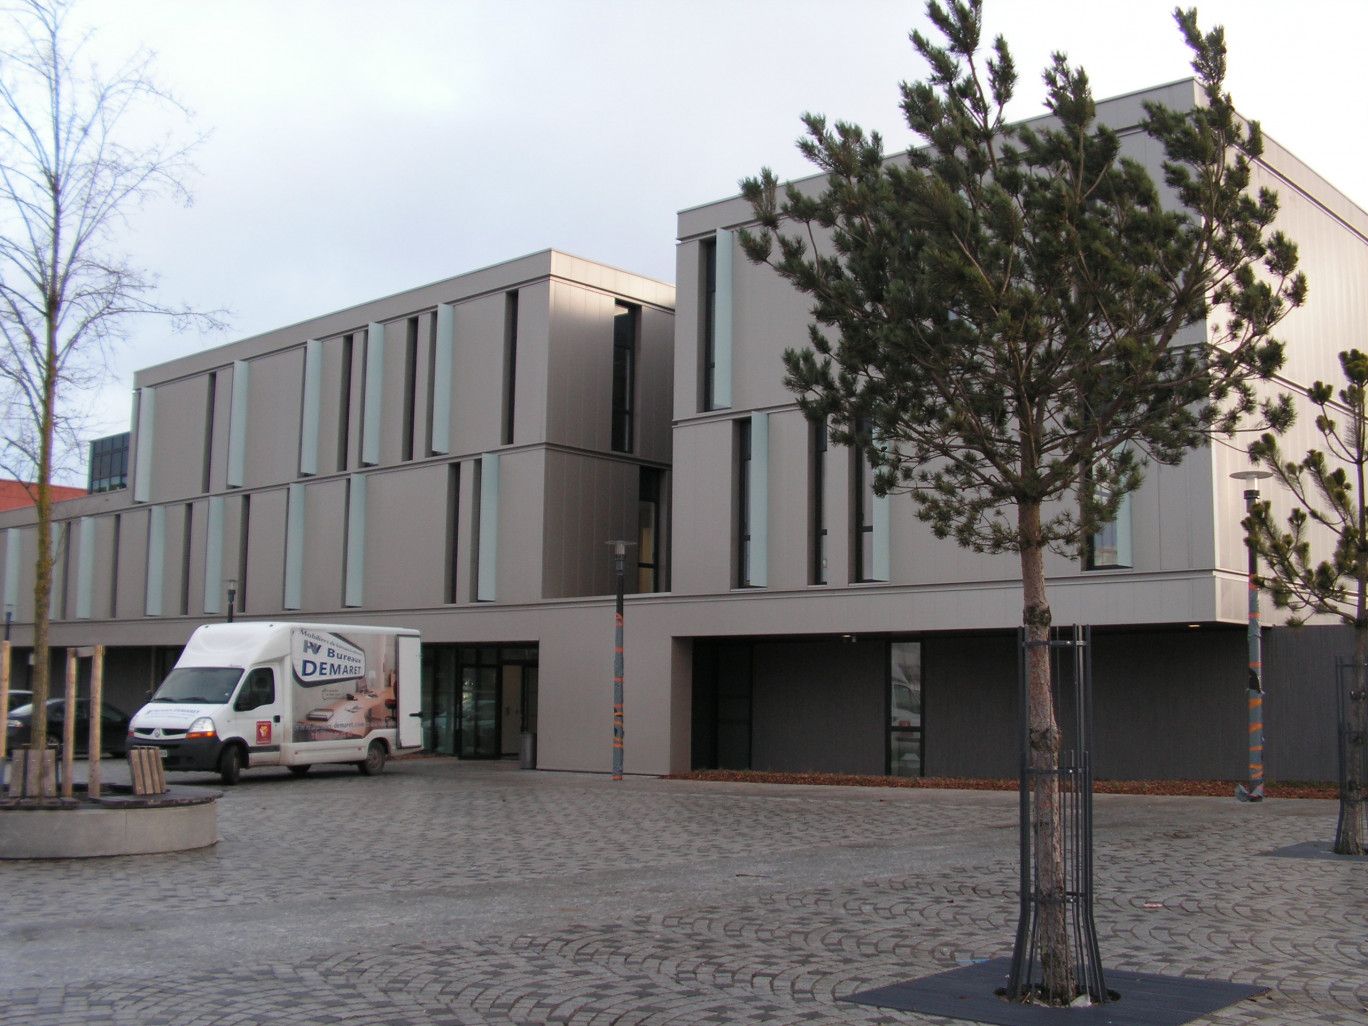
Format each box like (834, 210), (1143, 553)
(1246, 350), (1368, 856)
(739, 1), (1304, 1004)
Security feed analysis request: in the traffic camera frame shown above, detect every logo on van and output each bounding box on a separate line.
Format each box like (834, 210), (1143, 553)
(292, 629), (366, 686)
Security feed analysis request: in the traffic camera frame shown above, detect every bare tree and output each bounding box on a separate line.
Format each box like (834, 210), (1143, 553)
(0, 0), (223, 796)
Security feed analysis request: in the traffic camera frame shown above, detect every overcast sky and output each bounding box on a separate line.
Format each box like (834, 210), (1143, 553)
(33, 0), (1368, 478)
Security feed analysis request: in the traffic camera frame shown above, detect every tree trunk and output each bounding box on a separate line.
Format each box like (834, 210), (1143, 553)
(27, 310), (58, 798)
(1335, 625), (1366, 856)
(1020, 501), (1074, 1003)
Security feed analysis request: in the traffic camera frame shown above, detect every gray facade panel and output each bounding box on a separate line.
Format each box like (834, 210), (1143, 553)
(362, 465), (449, 610)
(242, 349), (305, 488)
(749, 639), (885, 775)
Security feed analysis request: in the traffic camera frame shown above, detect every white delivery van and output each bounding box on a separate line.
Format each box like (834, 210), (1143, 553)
(127, 622), (422, 784)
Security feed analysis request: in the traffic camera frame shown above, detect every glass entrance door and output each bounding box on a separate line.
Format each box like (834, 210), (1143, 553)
(460, 664), (500, 759)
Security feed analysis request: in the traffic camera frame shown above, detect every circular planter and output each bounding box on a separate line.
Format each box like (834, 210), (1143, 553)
(0, 786), (219, 859)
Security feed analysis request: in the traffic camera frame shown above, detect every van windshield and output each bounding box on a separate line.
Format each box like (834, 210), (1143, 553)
(151, 667), (244, 705)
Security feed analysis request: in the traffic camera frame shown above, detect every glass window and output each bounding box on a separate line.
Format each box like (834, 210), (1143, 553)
(811, 419), (828, 585)
(889, 641), (922, 777)
(638, 468), (663, 592)
(612, 303), (637, 453)
(737, 419), (752, 586)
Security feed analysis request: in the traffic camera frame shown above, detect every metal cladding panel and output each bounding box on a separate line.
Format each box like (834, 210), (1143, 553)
(132, 388), (155, 502)
(361, 323), (385, 466)
(284, 483), (305, 610)
(144, 505), (165, 616)
(345, 473), (367, 608)
(242, 349), (306, 488)
(226, 361), (249, 488)
(296, 477), (346, 611)
(202, 495), (225, 614)
(299, 339), (322, 476)
(431, 303), (455, 454)
(359, 465), (448, 609)
(477, 454), (498, 602)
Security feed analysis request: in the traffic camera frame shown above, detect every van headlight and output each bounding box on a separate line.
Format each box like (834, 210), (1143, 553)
(187, 717), (217, 740)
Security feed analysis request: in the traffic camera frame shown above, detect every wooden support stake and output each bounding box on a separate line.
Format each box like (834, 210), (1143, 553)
(88, 645), (104, 798)
(61, 649), (77, 798)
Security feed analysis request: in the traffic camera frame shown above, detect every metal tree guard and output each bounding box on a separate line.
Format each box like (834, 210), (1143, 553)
(1007, 624), (1109, 1005)
(1334, 656), (1367, 853)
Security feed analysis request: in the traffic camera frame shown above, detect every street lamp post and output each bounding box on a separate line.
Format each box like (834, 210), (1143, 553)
(607, 540), (635, 781)
(225, 579), (237, 623)
(1233, 469), (1273, 802)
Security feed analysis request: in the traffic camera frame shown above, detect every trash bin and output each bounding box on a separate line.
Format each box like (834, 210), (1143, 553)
(519, 732), (536, 770)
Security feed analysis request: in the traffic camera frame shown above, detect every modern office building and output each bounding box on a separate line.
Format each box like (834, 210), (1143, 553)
(0, 80), (1361, 781)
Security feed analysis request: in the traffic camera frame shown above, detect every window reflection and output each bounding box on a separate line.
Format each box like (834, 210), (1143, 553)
(890, 641), (922, 777)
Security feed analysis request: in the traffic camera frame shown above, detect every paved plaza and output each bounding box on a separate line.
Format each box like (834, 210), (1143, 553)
(0, 758), (1363, 1025)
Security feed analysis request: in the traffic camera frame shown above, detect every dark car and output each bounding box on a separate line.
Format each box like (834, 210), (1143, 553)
(5, 698), (130, 757)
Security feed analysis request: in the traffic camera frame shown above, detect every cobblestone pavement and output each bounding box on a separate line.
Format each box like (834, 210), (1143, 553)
(0, 759), (1364, 1025)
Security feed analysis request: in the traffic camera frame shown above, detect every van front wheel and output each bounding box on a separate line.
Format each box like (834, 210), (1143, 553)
(219, 745), (243, 786)
(358, 741), (386, 776)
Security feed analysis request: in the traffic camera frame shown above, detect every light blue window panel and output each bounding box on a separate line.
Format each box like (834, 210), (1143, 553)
(712, 228), (734, 410)
(145, 506), (166, 616)
(345, 474), (367, 608)
(75, 517), (95, 620)
(477, 454), (499, 602)
(871, 489), (891, 582)
(361, 321), (385, 466)
(1091, 491), (1133, 569)
(203, 495), (225, 614)
(132, 388), (155, 503)
(299, 339), (322, 476)
(3, 528), (19, 613)
(748, 412), (769, 587)
(284, 483), (305, 610)
(430, 303), (455, 455)
(227, 360), (250, 488)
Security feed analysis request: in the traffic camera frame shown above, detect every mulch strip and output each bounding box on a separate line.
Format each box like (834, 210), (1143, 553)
(668, 769), (1337, 800)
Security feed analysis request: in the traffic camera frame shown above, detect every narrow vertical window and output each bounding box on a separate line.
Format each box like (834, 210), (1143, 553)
(737, 420), (752, 587)
(612, 303), (637, 453)
(444, 463), (460, 603)
(701, 237), (716, 412)
(811, 419), (828, 585)
(701, 229), (733, 411)
(202, 371), (217, 492)
(502, 291), (519, 446)
(853, 421), (890, 582)
(638, 468), (662, 592)
(237, 494), (251, 611)
(181, 503), (193, 616)
(402, 317), (418, 462)
(337, 334), (353, 472)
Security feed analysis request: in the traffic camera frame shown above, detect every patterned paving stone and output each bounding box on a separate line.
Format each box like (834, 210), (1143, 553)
(0, 760), (1363, 1025)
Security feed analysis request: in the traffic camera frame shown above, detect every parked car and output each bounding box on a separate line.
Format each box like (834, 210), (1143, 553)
(5, 698), (130, 756)
(4, 689), (32, 712)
